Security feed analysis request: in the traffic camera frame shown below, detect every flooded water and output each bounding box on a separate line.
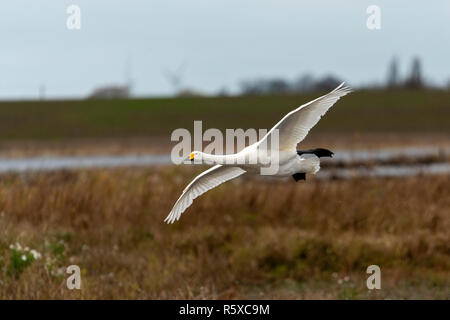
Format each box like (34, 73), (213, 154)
(0, 154), (171, 173)
(0, 146), (448, 178)
(318, 162), (450, 179)
(327, 146), (449, 163)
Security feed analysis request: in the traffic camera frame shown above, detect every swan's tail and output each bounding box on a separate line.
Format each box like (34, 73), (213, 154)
(299, 154), (321, 174)
(297, 148), (333, 158)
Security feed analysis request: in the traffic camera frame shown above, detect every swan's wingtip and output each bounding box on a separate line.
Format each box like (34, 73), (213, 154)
(164, 214), (174, 224)
(164, 210), (181, 224)
(334, 82), (353, 95)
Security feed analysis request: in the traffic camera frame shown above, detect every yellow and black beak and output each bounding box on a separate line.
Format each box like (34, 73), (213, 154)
(189, 153), (195, 161)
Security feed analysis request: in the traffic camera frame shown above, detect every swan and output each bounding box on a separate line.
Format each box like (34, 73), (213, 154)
(165, 83), (352, 223)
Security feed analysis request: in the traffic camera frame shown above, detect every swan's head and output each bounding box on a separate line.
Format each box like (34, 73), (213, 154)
(188, 151), (203, 162)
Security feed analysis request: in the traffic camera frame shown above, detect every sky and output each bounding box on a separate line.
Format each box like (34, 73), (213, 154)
(0, 0), (449, 99)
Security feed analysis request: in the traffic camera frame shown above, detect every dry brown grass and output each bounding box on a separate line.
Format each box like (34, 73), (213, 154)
(0, 167), (448, 299)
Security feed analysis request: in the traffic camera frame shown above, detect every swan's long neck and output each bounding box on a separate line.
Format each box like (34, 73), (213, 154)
(201, 153), (237, 165)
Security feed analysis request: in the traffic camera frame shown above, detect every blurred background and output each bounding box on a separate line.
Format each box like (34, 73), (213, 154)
(0, 1), (448, 299)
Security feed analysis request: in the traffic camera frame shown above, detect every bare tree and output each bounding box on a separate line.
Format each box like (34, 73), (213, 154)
(293, 74), (315, 92)
(405, 57), (424, 89)
(240, 78), (290, 95)
(266, 79), (290, 94)
(313, 75), (343, 91)
(240, 74), (345, 95)
(386, 57), (399, 89)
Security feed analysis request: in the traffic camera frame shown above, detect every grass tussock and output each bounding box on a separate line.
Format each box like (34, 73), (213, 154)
(0, 167), (448, 299)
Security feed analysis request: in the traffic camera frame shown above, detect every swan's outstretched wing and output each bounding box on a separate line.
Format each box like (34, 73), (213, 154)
(259, 83), (352, 152)
(165, 165), (246, 223)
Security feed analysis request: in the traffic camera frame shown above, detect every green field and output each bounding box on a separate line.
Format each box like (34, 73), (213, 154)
(0, 90), (448, 141)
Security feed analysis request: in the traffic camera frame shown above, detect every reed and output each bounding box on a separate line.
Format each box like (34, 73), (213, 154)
(0, 167), (448, 299)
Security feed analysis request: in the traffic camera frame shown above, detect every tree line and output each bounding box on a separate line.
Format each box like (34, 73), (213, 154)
(239, 57), (430, 95)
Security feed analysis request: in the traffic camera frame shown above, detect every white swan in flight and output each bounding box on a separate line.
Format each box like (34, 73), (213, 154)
(165, 83), (352, 223)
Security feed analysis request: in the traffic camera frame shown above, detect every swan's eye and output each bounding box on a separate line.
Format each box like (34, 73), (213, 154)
(189, 153), (195, 160)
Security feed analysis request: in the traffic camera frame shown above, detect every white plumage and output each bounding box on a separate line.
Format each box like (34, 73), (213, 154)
(165, 165), (246, 223)
(165, 83), (352, 223)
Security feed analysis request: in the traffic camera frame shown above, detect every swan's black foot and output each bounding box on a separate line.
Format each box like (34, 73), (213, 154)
(297, 148), (333, 158)
(292, 173), (306, 182)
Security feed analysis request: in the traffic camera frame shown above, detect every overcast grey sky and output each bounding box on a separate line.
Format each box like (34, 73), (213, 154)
(0, 0), (449, 99)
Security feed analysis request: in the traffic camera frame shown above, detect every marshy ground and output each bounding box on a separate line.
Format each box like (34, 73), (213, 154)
(0, 167), (448, 299)
(0, 90), (448, 299)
